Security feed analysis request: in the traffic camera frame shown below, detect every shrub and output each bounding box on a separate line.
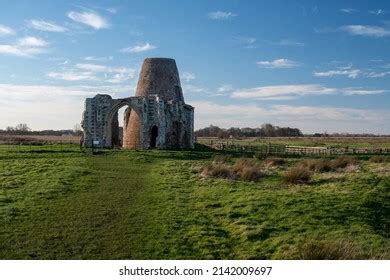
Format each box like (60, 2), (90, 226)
(297, 156), (358, 173)
(330, 156), (357, 170)
(201, 157), (265, 182)
(264, 156), (285, 166)
(201, 162), (232, 179)
(282, 166), (311, 184)
(369, 155), (389, 163)
(233, 159), (265, 182)
(299, 159), (331, 172)
(239, 166), (264, 181)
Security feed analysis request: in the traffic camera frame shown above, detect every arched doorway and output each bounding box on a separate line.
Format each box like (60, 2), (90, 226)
(105, 100), (142, 149)
(150, 125), (158, 148)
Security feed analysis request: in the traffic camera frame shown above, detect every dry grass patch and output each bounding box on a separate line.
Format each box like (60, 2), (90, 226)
(369, 155), (390, 163)
(201, 158), (265, 182)
(284, 239), (387, 260)
(264, 156), (285, 167)
(298, 156), (359, 173)
(282, 166), (311, 185)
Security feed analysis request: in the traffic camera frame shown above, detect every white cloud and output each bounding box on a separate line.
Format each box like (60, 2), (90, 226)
(47, 71), (97, 81)
(67, 11), (110, 29)
(365, 71), (390, 78)
(0, 36), (48, 57)
(190, 101), (390, 133)
(120, 42), (156, 53)
(106, 7), (117, 14)
(76, 63), (107, 72)
(314, 69), (360, 79)
(106, 68), (136, 83)
(18, 36), (48, 47)
(27, 19), (68, 32)
(217, 84), (234, 93)
(231, 84), (386, 100)
(48, 63), (136, 83)
(275, 39), (304, 47)
(208, 11), (237, 20)
(181, 72), (196, 82)
(256, 58), (301, 68)
(235, 37), (257, 48)
(342, 88), (387, 95)
(369, 9), (387, 15)
(84, 56), (113, 61)
(341, 25), (390, 37)
(182, 84), (210, 94)
(0, 24), (15, 36)
(232, 84), (335, 99)
(340, 8), (359, 13)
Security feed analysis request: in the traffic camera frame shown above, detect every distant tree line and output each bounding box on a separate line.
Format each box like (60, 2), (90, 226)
(0, 123), (83, 136)
(195, 124), (304, 138)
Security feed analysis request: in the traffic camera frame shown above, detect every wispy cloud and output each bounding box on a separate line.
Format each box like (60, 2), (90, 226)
(217, 84), (234, 93)
(47, 63), (136, 83)
(341, 25), (390, 37)
(67, 10), (110, 29)
(208, 11), (237, 20)
(231, 84), (386, 100)
(314, 68), (360, 79)
(106, 7), (117, 14)
(369, 9), (387, 15)
(232, 84), (335, 100)
(18, 36), (48, 47)
(47, 71), (96, 81)
(340, 8), (359, 13)
(181, 72), (196, 82)
(27, 19), (68, 32)
(84, 56), (113, 61)
(234, 37), (257, 48)
(120, 42), (156, 53)
(182, 84), (210, 94)
(365, 71), (390, 78)
(256, 58), (301, 69)
(0, 36), (48, 57)
(342, 88), (387, 95)
(274, 39), (304, 47)
(0, 24), (15, 36)
(75, 63), (107, 72)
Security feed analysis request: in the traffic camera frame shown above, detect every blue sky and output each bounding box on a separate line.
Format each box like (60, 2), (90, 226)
(0, 0), (389, 133)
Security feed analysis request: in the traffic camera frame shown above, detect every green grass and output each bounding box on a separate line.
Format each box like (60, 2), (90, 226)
(197, 136), (390, 148)
(1, 145), (389, 259)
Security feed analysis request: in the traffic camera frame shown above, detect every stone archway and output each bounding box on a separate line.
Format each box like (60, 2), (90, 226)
(105, 99), (143, 148)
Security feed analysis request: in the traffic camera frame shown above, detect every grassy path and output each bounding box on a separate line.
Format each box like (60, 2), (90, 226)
(1, 148), (154, 259)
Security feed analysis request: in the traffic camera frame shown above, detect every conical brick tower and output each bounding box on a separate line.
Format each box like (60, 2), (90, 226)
(123, 58), (184, 148)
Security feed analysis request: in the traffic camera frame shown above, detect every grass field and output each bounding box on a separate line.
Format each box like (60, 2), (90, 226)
(197, 136), (390, 148)
(0, 144), (389, 259)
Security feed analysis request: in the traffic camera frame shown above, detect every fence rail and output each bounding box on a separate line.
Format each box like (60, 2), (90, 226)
(201, 140), (390, 155)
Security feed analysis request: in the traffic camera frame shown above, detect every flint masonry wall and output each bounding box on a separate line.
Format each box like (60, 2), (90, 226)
(81, 58), (194, 150)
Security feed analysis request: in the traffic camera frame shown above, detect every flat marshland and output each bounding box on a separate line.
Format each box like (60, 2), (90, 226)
(0, 142), (389, 259)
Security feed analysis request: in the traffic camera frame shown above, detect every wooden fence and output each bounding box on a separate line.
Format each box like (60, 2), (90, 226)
(202, 140), (390, 156)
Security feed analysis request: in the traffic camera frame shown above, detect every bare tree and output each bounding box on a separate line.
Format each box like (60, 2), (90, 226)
(15, 123), (30, 132)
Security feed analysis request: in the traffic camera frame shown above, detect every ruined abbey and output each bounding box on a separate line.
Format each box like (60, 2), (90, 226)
(81, 58), (194, 149)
